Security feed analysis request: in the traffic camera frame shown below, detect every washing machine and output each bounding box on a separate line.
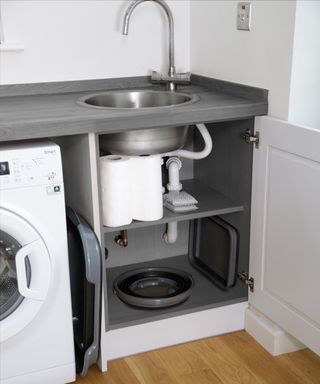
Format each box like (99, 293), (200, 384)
(0, 141), (75, 384)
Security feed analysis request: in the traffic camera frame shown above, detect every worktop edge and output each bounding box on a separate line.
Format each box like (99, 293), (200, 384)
(0, 103), (267, 142)
(0, 74), (268, 102)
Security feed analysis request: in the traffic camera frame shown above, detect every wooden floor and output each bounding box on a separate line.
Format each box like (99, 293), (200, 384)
(76, 331), (320, 384)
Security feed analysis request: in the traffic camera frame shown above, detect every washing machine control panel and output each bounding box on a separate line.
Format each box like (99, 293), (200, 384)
(0, 142), (63, 190)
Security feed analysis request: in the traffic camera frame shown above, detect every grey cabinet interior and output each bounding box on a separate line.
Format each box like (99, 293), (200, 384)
(101, 118), (253, 330)
(106, 254), (247, 329)
(56, 117), (253, 335)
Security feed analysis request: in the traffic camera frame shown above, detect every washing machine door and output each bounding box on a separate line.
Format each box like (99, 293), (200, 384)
(0, 208), (51, 342)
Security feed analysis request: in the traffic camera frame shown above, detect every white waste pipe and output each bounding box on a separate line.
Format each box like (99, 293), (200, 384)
(163, 123), (212, 160)
(163, 123), (213, 244)
(166, 156), (182, 191)
(163, 221), (178, 244)
(164, 157), (181, 244)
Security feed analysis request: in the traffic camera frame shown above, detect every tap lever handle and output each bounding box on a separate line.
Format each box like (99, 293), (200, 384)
(151, 71), (191, 85)
(173, 72), (191, 81)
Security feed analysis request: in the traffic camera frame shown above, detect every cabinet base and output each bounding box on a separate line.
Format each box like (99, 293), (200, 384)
(245, 306), (305, 356)
(100, 301), (247, 368)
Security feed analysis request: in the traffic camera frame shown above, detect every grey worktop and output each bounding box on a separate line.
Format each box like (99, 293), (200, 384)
(0, 75), (268, 142)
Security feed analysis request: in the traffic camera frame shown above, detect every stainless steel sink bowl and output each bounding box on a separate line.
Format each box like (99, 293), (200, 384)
(77, 89), (194, 109)
(78, 89), (198, 155)
(99, 125), (189, 155)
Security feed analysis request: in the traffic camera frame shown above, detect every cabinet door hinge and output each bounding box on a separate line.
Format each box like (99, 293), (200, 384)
(238, 271), (254, 292)
(241, 130), (260, 149)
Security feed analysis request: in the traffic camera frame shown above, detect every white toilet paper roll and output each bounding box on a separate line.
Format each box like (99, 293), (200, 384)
(100, 155), (133, 227)
(130, 155), (163, 221)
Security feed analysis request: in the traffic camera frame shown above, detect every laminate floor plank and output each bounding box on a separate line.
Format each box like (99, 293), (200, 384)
(127, 340), (224, 384)
(276, 349), (320, 384)
(183, 337), (263, 384)
(124, 353), (177, 384)
(208, 332), (305, 384)
(75, 331), (320, 384)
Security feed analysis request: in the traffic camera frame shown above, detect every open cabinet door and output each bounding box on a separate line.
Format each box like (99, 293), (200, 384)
(249, 116), (320, 355)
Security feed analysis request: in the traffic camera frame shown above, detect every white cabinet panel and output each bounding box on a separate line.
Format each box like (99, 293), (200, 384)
(249, 116), (320, 355)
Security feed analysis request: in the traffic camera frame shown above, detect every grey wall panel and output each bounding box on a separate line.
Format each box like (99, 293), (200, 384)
(179, 127), (194, 181)
(105, 222), (189, 268)
(194, 119), (254, 280)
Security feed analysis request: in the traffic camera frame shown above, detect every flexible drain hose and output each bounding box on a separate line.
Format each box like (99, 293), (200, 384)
(163, 123), (212, 160)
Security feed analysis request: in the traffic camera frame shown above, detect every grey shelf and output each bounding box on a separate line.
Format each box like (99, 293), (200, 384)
(106, 254), (247, 330)
(103, 179), (244, 233)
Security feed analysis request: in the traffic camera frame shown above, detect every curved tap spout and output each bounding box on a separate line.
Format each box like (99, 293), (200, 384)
(122, 0), (175, 81)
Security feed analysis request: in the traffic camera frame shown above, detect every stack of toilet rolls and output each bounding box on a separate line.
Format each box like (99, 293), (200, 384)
(100, 154), (163, 227)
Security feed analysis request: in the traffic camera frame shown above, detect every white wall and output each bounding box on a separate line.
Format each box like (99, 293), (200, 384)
(2, 0), (319, 129)
(190, 0), (297, 119)
(0, 0), (190, 84)
(288, 1), (320, 129)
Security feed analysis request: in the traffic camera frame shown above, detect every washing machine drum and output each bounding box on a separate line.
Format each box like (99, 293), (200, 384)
(113, 267), (194, 308)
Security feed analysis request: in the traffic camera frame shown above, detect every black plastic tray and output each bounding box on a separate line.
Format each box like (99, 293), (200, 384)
(188, 216), (238, 290)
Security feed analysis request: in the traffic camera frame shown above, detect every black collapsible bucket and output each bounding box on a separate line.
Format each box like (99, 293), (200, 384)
(113, 267), (194, 309)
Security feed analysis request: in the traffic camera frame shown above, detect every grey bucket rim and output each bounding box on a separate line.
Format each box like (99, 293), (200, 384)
(113, 267), (194, 309)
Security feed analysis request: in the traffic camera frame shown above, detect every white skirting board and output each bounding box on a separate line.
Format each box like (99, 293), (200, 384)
(100, 302), (247, 368)
(245, 305), (305, 356)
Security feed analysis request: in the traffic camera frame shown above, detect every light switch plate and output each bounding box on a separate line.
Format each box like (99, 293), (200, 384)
(237, 2), (251, 31)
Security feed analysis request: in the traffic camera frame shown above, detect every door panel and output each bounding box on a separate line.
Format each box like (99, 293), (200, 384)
(249, 116), (320, 355)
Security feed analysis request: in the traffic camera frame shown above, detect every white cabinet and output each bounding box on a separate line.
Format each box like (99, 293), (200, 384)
(249, 116), (320, 355)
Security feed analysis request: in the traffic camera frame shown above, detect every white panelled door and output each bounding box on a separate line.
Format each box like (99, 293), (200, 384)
(249, 116), (320, 355)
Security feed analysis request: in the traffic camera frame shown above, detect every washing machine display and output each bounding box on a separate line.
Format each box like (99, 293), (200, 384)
(0, 162), (10, 176)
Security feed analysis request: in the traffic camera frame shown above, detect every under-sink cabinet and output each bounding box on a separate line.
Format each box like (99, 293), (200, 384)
(56, 116), (320, 370)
